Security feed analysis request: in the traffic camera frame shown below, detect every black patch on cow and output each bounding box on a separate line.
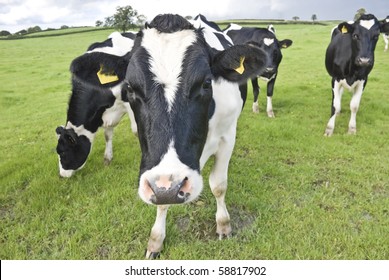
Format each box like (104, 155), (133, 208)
(121, 32), (136, 40)
(67, 77), (116, 132)
(56, 127), (91, 171)
(214, 33), (233, 49)
(147, 13), (194, 33)
(87, 38), (113, 51)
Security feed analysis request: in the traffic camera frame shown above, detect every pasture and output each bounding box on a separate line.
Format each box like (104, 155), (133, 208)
(1, 22), (389, 260)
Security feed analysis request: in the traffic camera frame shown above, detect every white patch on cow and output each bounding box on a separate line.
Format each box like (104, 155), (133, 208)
(58, 157), (86, 178)
(102, 99), (127, 127)
(87, 31), (134, 56)
(66, 121), (95, 142)
(268, 24), (276, 34)
(201, 28), (225, 51)
(386, 18), (389, 23)
(359, 19), (375, 30)
(224, 23), (242, 32)
(142, 28), (197, 112)
(139, 141), (203, 205)
(190, 19), (233, 50)
(264, 38), (274, 46)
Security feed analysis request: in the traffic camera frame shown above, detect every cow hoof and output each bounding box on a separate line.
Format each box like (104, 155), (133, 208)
(267, 111), (275, 118)
(324, 127), (334, 137)
(252, 104), (259, 114)
(145, 250), (160, 259)
(104, 158), (112, 166)
(348, 127), (357, 135)
(218, 232), (233, 240)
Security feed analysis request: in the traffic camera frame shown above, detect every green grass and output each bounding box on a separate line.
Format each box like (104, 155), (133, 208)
(1, 23), (389, 260)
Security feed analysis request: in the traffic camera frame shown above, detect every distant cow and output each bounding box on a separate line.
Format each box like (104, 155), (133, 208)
(56, 32), (137, 177)
(124, 14), (267, 258)
(224, 23), (292, 117)
(324, 14), (389, 136)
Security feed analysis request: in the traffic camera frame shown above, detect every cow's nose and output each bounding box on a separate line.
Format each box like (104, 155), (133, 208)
(145, 176), (190, 205)
(356, 57), (371, 66)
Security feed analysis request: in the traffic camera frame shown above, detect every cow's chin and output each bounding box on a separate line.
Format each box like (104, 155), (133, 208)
(59, 165), (76, 178)
(138, 169), (203, 205)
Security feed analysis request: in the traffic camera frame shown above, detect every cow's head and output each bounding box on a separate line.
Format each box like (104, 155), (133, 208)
(256, 29), (292, 79)
(55, 125), (94, 177)
(380, 15), (389, 34)
(124, 14), (267, 205)
(337, 14), (386, 67)
(56, 33), (134, 177)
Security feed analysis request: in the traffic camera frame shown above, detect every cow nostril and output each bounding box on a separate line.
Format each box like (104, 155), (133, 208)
(178, 191), (185, 199)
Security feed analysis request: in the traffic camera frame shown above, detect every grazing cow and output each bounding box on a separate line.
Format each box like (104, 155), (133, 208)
(224, 23), (292, 117)
(324, 14), (389, 136)
(382, 16), (389, 51)
(124, 14), (267, 258)
(56, 32), (137, 177)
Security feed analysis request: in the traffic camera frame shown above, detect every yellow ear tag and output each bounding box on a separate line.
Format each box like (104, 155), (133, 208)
(97, 66), (119, 84)
(341, 26), (348, 34)
(234, 56), (245, 75)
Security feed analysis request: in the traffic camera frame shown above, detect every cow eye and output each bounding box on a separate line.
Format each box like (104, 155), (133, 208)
(202, 79), (212, 90)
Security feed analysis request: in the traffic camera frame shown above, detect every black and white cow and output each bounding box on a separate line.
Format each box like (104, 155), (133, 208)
(224, 23), (292, 117)
(124, 14), (267, 258)
(382, 16), (389, 51)
(324, 14), (389, 136)
(56, 32), (137, 177)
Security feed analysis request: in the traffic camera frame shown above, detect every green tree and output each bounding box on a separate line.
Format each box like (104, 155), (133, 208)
(104, 16), (114, 27)
(0, 30), (11, 36)
(292, 16), (300, 21)
(354, 8), (366, 21)
(111, 5), (140, 32)
(311, 14), (317, 22)
(27, 26), (42, 33)
(95, 20), (103, 27)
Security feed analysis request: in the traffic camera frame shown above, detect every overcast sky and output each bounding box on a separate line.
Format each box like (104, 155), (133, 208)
(1, 0), (388, 33)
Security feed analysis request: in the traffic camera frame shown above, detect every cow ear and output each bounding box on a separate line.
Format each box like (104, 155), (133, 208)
(338, 22), (354, 34)
(70, 53), (128, 87)
(56, 126), (64, 135)
(279, 39), (293, 49)
(211, 44), (267, 84)
(380, 20), (389, 33)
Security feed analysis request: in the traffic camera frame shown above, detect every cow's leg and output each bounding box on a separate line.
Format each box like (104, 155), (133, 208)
(103, 126), (114, 165)
(324, 79), (343, 136)
(348, 80), (365, 135)
(266, 77), (276, 118)
(251, 78), (260, 113)
(145, 205), (169, 259)
(209, 128), (236, 239)
(383, 34), (388, 52)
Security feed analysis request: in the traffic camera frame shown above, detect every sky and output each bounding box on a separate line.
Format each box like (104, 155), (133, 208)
(1, 0), (388, 33)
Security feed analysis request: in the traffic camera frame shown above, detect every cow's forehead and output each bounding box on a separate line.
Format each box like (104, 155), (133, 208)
(359, 19), (376, 30)
(140, 28), (198, 112)
(264, 38), (275, 47)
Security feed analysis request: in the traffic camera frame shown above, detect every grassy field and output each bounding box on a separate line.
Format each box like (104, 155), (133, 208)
(1, 23), (388, 260)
